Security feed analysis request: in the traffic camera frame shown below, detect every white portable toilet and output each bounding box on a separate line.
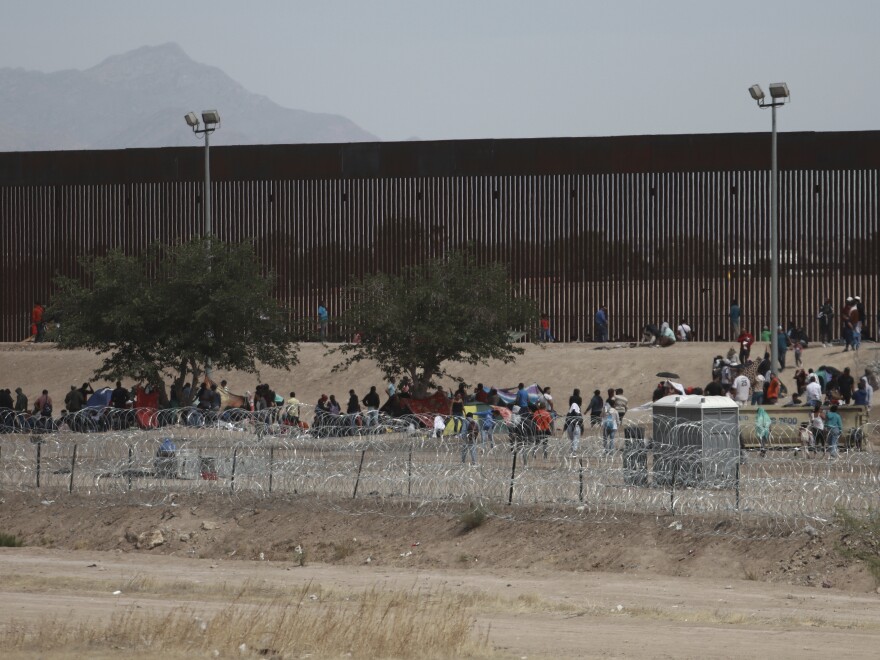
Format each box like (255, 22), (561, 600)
(651, 395), (683, 486)
(675, 395), (740, 486)
(652, 394), (740, 487)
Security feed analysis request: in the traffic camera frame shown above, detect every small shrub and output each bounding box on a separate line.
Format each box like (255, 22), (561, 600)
(331, 539), (356, 562)
(0, 532), (23, 547)
(459, 503), (490, 533)
(835, 508), (880, 585)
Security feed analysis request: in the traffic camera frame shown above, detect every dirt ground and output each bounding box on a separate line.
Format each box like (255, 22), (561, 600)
(2, 340), (877, 412)
(1, 492), (879, 658)
(2, 342), (879, 657)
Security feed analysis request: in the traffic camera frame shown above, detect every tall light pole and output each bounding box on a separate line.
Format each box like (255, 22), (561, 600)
(184, 110), (220, 377)
(749, 83), (790, 374)
(184, 110), (221, 237)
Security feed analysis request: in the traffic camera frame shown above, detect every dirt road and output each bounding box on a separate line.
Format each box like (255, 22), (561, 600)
(1, 547), (878, 658)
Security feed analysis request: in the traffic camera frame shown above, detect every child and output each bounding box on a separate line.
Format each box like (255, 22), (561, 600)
(798, 422), (813, 458)
(793, 341), (803, 367)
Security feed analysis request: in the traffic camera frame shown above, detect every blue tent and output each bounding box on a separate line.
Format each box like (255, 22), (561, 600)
(86, 387), (112, 408)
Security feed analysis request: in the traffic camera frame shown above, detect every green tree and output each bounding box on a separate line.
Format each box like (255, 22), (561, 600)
(332, 251), (539, 396)
(49, 237), (297, 405)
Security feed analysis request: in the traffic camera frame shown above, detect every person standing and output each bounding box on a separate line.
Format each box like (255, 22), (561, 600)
(737, 329), (755, 364)
(565, 402), (583, 455)
(542, 386), (556, 432)
(346, 389), (361, 433)
(481, 410), (497, 449)
(362, 386), (380, 427)
(14, 387), (28, 412)
(776, 327), (790, 370)
(588, 389), (603, 427)
(539, 312), (555, 342)
(317, 301), (329, 342)
(286, 391), (301, 425)
(818, 298), (834, 346)
(64, 385), (84, 413)
(31, 302), (45, 342)
(515, 383), (530, 410)
(838, 367), (855, 405)
(111, 381), (129, 409)
(594, 305), (608, 342)
(614, 388), (628, 421)
(601, 401), (620, 455)
(755, 407), (771, 457)
(35, 389), (53, 416)
(732, 370), (751, 406)
(810, 404), (826, 452)
(451, 392), (465, 435)
(729, 299), (741, 340)
(824, 404), (843, 458)
(461, 412), (479, 466)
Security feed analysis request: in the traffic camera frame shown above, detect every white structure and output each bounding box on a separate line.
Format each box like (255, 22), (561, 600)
(652, 395), (740, 487)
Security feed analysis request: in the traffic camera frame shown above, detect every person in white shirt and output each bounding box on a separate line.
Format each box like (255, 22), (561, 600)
(676, 319), (692, 342)
(732, 371), (751, 405)
(601, 402), (620, 454)
(860, 375), (873, 411)
(433, 414), (446, 438)
(805, 376), (823, 408)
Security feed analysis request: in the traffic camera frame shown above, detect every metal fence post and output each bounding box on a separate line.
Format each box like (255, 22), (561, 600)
(268, 445), (274, 494)
(68, 444), (78, 493)
(508, 450), (518, 505)
(230, 447), (238, 492)
(353, 449), (366, 499)
(35, 440), (41, 489)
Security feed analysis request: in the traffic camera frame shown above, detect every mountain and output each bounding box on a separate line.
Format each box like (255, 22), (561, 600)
(0, 43), (378, 151)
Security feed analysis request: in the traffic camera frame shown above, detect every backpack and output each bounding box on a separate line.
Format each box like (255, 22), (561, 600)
(41, 403), (53, 416)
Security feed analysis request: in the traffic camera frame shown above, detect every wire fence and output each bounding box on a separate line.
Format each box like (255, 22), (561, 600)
(1, 407), (877, 537)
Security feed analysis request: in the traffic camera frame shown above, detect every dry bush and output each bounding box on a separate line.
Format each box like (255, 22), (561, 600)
(0, 585), (491, 658)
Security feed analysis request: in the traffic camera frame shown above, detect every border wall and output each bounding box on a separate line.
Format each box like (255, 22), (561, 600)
(1, 132), (878, 342)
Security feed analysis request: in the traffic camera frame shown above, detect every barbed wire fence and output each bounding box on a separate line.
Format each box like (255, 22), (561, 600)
(1, 405), (877, 537)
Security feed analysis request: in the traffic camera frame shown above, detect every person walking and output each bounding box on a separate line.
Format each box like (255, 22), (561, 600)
(565, 402), (583, 456)
(481, 410), (497, 449)
(451, 392), (465, 436)
(588, 389), (603, 427)
(601, 400), (620, 455)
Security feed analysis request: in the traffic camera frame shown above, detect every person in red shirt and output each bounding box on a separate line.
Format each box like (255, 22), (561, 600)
(765, 373), (781, 404)
(31, 302), (45, 342)
(539, 312), (555, 342)
(533, 403), (553, 458)
(737, 329), (755, 364)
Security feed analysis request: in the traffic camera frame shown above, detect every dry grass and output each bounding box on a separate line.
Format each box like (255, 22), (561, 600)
(0, 585), (491, 659)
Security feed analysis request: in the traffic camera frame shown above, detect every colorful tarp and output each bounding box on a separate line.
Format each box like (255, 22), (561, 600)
(495, 383), (546, 407)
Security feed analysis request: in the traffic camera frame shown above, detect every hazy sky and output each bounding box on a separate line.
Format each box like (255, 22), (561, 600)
(3, 0), (877, 141)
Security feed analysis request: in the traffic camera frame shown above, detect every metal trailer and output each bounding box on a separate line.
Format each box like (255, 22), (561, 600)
(738, 404), (870, 449)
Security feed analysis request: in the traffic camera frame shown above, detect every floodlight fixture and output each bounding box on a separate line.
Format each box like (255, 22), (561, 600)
(748, 84), (765, 102)
(184, 112), (200, 128)
(768, 82), (790, 100)
(201, 109), (221, 125)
